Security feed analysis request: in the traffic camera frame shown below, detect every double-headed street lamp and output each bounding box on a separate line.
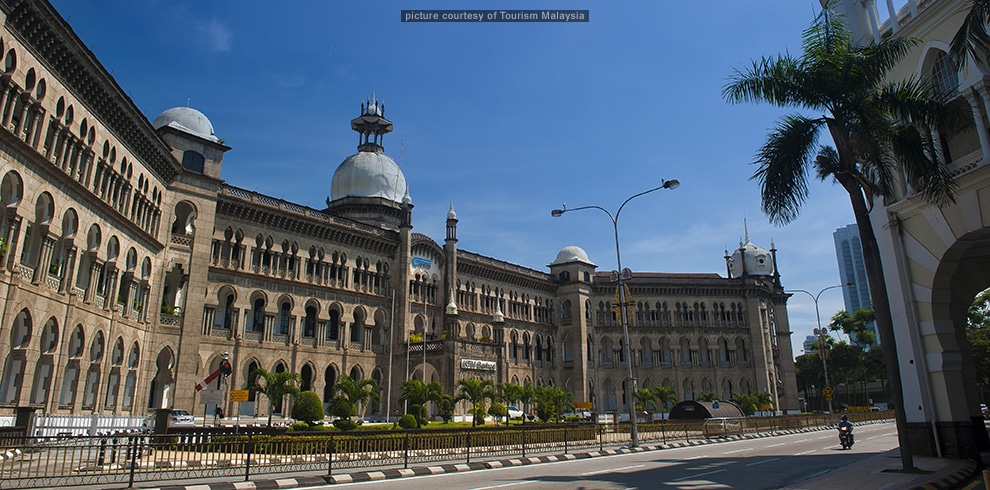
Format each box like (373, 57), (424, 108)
(551, 179), (679, 447)
(787, 283), (852, 425)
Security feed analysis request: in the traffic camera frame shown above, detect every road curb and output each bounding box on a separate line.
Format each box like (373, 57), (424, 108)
(130, 421), (895, 490)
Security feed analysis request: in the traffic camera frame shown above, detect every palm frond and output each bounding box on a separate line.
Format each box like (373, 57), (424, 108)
(889, 124), (958, 207)
(723, 55), (809, 108)
(949, 0), (990, 69)
(751, 114), (826, 225)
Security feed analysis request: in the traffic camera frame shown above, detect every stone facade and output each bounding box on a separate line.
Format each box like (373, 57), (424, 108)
(0, 0), (798, 422)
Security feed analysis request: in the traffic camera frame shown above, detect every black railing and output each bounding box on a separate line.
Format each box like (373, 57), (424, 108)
(0, 411), (894, 489)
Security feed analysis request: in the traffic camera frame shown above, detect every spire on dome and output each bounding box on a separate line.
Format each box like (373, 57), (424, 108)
(351, 94), (393, 153)
(743, 217), (751, 244)
(447, 201), (457, 220)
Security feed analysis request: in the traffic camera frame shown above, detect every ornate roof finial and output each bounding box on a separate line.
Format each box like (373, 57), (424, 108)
(743, 217), (751, 244)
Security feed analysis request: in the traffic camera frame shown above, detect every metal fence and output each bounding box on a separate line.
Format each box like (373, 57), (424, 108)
(0, 411), (893, 489)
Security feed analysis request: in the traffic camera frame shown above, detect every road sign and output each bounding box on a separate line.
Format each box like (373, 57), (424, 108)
(200, 389), (223, 405)
(574, 401), (592, 409)
(230, 389), (250, 402)
(823, 386), (834, 401)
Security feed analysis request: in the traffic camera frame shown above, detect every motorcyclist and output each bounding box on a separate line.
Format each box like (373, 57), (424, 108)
(837, 415), (854, 448)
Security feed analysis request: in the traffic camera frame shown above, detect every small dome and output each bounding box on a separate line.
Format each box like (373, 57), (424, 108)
(152, 106), (219, 143)
(728, 240), (773, 277)
(551, 245), (595, 266)
(330, 151), (409, 203)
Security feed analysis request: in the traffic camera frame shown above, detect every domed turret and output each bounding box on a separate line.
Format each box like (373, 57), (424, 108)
(551, 245), (595, 266)
(726, 221), (774, 278)
(152, 106), (221, 143)
(329, 96), (409, 204)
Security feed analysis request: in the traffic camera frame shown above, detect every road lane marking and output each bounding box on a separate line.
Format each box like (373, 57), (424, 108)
(470, 481), (537, 490)
(795, 450), (817, 455)
(792, 438), (811, 443)
(746, 457), (780, 466)
(766, 442), (787, 448)
(581, 464), (645, 476)
(724, 448), (753, 454)
(672, 469), (727, 481)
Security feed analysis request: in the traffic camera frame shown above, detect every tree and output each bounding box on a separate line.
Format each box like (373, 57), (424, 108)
(829, 308), (877, 346)
(634, 388), (659, 413)
(248, 367), (301, 427)
(654, 386), (678, 418)
(329, 374), (381, 421)
(399, 379), (443, 428)
(722, 1), (961, 470)
(533, 386), (574, 423)
(436, 393), (455, 423)
(698, 391), (719, 402)
(949, 0), (990, 70)
(967, 289), (990, 397)
(291, 390), (324, 426)
(456, 378), (495, 427)
(731, 393), (759, 416)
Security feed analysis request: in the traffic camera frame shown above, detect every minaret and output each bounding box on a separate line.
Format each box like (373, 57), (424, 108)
(770, 239), (781, 288)
(352, 95), (393, 153)
(444, 202), (459, 326)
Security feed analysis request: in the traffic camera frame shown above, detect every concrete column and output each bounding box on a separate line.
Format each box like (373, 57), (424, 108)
(964, 89), (990, 159)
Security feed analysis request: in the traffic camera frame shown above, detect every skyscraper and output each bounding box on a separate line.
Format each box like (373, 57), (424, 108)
(832, 224), (877, 344)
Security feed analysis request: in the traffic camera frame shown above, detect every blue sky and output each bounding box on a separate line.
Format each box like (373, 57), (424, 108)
(48, 0), (886, 358)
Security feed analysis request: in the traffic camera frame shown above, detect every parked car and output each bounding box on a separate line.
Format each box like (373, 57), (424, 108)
(506, 406), (524, 419)
(145, 408), (195, 429)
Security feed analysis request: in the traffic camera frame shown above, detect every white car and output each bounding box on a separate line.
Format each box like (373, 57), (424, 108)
(506, 406), (524, 419)
(145, 409), (196, 429)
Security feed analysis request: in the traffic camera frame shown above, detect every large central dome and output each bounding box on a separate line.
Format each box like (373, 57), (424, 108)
(329, 96), (409, 204)
(330, 152), (408, 202)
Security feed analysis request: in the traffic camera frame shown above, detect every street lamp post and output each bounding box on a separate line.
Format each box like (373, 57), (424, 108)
(787, 283), (851, 426)
(551, 179), (679, 447)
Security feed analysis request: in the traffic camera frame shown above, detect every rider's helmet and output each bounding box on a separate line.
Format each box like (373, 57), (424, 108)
(840, 415), (848, 421)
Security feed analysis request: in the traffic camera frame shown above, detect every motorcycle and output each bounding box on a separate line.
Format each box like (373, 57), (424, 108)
(838, 426), (854, 449)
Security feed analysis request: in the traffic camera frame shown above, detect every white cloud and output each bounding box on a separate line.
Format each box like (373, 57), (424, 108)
(198, 18), (231, 52)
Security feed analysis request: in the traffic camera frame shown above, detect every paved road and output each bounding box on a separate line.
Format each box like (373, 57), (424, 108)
(297, 422), (898, 490)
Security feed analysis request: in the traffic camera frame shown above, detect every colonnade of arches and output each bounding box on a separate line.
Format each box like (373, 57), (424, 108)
(205, 284), (388, 350)
(0, 307), (150, 414)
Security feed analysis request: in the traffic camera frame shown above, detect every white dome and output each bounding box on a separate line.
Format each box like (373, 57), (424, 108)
(728, 240), (773, 277)
(551, 245), (594, 266)
(152, 107), (219, 142)
(330, 151), (409, 203)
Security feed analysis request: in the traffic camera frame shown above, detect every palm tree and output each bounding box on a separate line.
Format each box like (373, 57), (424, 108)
(399, 379), (443, 428)
(723, 1), (961, 470)
(330, 374), (381, 420)
(634, 388), (658, 413)
(654, 386), (678, 419)
(456, 378), (495, 427)
(950, 0), (990, 70)
(248, 367), (301, 427)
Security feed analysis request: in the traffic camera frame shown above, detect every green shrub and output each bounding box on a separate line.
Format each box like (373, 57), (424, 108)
(328, 397), (356, 419)
(288, 421), (311, 431)
(333, 418), (357, 431)
(398, 414), (418, 429)
(292, 391), (325, 425)
(489, 402), (507, 420)
(409, 403), (428, 427)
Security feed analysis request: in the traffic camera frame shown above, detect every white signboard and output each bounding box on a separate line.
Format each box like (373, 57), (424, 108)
(200, 389), (224, 405)
(460, 358), (497, 372)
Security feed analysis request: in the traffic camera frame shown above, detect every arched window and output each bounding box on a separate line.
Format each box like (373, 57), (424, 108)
(278, 302), (291, 335)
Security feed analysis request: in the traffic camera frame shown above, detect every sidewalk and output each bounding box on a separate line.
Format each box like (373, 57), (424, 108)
(61, 425), (981, 490)
(782, 448), (979, 490)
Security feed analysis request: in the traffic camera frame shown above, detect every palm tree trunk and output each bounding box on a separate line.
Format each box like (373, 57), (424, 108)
(846, 181), (915, 470)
